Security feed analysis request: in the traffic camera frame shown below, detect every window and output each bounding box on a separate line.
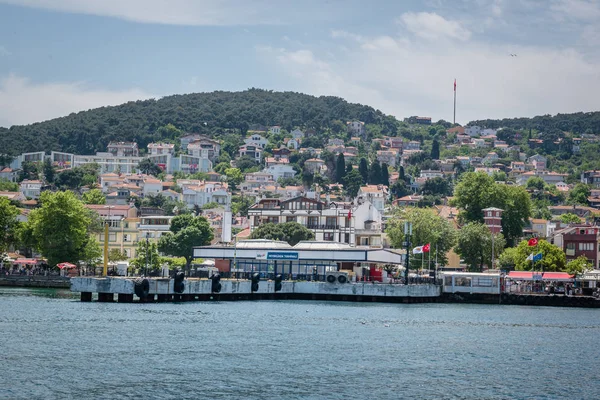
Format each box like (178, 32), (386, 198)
(324, 232), (334, 241)
(325, 217), (336, 228)
(109, 232), (117, 242)
(579, 243), (594, 251)
(286, 216), (296, 223)
(105, 219), (120, 228)
(307, 216), (319, 228)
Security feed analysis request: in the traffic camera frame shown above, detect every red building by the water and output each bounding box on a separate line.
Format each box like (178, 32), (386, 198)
(552, 225), (599, 268)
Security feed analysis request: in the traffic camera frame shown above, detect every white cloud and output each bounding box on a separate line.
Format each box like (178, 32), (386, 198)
(398, 12), (471, 41)
(0, 0), (321, 26)
(0, 74), (154, 127)
(0, 45), (10, 57)
(260, 30), (600, 123)
(550, 0), (600, 21)
(491, 0), (503, 16)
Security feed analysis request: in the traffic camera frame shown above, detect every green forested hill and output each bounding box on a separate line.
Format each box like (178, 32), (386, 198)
(0, 89), (399, 156)
(469, 112), (600, 134)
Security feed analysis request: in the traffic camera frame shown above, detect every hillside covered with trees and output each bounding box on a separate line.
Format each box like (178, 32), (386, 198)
(0, 89), (399, 156)
(469, 112), (600, 135)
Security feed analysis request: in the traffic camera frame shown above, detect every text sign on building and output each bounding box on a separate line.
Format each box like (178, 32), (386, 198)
(266, 252), (299, 260)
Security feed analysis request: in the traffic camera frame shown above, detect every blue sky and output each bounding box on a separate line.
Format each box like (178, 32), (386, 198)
(0, 0), (599, 127)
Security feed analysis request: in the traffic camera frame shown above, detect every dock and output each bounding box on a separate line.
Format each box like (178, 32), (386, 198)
(70, 277), (441, 303)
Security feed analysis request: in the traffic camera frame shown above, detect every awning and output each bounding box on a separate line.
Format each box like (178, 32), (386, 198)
(57, 262), (77, 269)
(508, 271), (533, 280)
(542, 272), (574, 281)
(508, 271), (574, 281)
(13, 258), (40, 265)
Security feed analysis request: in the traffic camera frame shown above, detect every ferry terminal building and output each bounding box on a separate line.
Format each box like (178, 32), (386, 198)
(193, 239), (404, 278)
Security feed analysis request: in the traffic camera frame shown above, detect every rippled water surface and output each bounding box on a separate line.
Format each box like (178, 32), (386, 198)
(1, 287), (599, 399)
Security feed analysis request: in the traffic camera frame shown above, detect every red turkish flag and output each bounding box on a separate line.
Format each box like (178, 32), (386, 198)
(528, 237), (538, 247)
(347, 209), (352, 220)
(423, 243), (430, 253)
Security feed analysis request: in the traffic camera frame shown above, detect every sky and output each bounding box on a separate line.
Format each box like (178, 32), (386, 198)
(0, 0), (599, 128)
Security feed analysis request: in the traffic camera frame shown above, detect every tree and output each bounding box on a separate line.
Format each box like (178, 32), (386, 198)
(452, 172), (531, 245)
(368, 161), (382, 184)
(568, 183), (591, 205)
(158, 214), (214, 271)
(214, 162), (230, 175)
(399, 165), (406, 182)
(236, 155), (259, 173)
(82, 189), (106, 205)
(452, 172), (498, 222)
(20, 161), (39, 181)
(201, 202), (221, 210)
(422, 177), (451, 197)
(496, 128), (517, 144)
(390, 180), (410, 199)
(231, 195), (254, 217)
(225, 168), (243, 191)
(250, 222), (314, 245)
(43, 158), (55, 184)
(559, 213), (581, 224)
(456, 222), (506, 271)
(431, 139), (440, 160)
(385, 207), (457, 267)
(137, 158), (162, 176)
(381, 163), (390, 187)
(26, 191), (101, 267)
(565, 256), (592, 275)
(130, 240), (161, 273)
(80, 237), (103, 269)
(0, 179), (18, 192)
(335, 153), (346, 183)
(526, 176), (545, 191)
(344, 169), (363, 198)
(500, 239), (566, 272)
(497, 247), (520, 270)
(108, 248), (128, 262)
(358, 158), (369, 184)
(0, 197), (20, 255)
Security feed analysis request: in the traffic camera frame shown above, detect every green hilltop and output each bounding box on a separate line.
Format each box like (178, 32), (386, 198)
(1, 87), (600, 159)
(0, 88), (399, 156)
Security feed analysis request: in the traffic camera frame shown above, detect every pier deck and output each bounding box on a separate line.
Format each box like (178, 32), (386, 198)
(70, 277), (440, 303)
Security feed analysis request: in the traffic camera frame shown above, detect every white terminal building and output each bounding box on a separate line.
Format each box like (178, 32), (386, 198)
(194, 239), (403, 279)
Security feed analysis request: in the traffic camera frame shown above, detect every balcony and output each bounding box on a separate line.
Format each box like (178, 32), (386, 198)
(306, 224), (340, 230)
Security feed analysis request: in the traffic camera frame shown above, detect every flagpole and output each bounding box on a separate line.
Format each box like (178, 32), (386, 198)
(428, 244), (431, 274)
(435, 242), (438, 280)
(453, 79), (456, 125)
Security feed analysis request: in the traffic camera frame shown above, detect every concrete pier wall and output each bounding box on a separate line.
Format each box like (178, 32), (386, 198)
(70, 277), (134, 294)
(70, 277), (440, 299)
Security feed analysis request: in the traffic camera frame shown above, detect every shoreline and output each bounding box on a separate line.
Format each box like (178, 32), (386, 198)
(0, 276), (70, 289)
(3, 277), (599, 308)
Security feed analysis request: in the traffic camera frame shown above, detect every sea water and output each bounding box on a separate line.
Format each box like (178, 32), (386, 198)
(1, 287), (598, 399)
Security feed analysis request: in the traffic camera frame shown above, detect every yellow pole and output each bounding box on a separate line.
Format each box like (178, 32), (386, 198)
(103, 221), (109, 276)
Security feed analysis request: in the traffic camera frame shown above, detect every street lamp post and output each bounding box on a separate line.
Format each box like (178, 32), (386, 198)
(404, 221), (412, 284)
(103, 205), (115, 277)
(145, 231), (150, 277)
